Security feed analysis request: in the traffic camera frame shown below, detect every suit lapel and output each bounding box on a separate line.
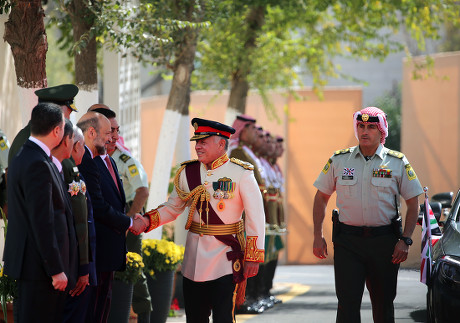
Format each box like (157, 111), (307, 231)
(48, 158), (73, 217)
(110, 156), (126, 204)
(95, 156), (123, 201)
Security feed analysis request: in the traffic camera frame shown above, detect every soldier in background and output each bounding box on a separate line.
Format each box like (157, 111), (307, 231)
(8, 84), (79, 164)
(263, 135), (285, 306)
(229, 116), (268, 314)
(0, 130), (10, 216)
(255, 132), (279, 310)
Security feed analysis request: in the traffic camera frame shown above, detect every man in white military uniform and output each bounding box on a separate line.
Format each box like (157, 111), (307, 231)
(144, 118), (266, 323)
(312, 107), (423, 323)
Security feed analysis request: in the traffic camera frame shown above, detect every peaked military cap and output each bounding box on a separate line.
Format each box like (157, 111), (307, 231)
(190, 118), (236, 141)
(35, 84), (79, 112)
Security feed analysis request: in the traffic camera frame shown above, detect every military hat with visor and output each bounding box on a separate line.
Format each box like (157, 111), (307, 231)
(35, 84), (79, 112)
(190, 118), (235, 141)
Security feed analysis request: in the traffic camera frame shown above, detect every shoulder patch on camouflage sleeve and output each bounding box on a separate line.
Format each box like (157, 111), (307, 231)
(334, 148), (351, 156)
(230, 157), (254, 170)
(119, 153), (131, 163)
(387, 150), (405, 159)
(180, 159), (199, 166)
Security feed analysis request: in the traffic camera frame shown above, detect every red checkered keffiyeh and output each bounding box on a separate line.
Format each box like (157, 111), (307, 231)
(353, 107), (388, 144)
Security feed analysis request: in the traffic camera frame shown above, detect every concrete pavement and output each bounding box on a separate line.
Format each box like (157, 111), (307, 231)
(167, 265), (428, 323)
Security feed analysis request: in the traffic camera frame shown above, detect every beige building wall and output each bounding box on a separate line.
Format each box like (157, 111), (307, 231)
(402, 51), (460, 267)
(286, 89), (362, 265)
(140, 88), (362, 265)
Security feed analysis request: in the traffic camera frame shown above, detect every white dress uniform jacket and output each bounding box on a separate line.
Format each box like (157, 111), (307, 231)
(146, 154), (265, 282)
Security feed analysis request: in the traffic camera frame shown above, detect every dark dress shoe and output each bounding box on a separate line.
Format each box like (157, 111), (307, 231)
(269, 294), (282, 305)
(235, 300), (264, 314)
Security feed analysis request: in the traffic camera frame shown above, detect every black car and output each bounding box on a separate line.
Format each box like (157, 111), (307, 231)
(426, 190), (460, 323)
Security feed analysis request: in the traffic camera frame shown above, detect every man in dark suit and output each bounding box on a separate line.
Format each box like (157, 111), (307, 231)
(3, 102), (78, 323)
(76, 112), (146, 323)
(90, 105), (152, 323)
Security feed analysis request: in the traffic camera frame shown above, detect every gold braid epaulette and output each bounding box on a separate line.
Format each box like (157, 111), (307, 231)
(230, 157), (254, 170)
(174, 163), (210, 230)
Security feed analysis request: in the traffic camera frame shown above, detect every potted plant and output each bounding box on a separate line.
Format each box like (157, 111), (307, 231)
(142, 239), (184, 323)
(108, 252), (144, 323)
(0, 208), (16, 323)
(0, 264), (16, 323)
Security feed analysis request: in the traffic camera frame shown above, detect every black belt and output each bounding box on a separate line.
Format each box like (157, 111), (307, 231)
(339, 222), (393, 238)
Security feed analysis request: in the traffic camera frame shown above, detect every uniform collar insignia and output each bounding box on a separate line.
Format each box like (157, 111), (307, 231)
(211, 153), (229, 170)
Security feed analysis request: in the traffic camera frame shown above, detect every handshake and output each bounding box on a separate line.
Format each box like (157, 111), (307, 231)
(129, 214), (150, 235)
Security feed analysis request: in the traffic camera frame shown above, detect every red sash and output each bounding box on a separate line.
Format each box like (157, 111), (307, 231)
(185, 161), (245, 284)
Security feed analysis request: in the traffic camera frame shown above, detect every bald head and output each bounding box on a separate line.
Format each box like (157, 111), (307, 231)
(77, 112), (111, 156)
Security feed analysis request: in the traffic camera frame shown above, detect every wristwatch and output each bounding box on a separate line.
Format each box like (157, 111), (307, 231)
(400, 236), (413, 246)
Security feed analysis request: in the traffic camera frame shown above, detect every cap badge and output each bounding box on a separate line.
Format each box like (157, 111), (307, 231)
(193, 122), (199, 131)
(362, 114), (369, 122)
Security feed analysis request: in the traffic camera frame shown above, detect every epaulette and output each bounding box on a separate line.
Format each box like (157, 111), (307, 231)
(119, 153), (131, 163)
(387, 150), (405, 159)
(334, 148), (351, 156)
(230, 157), (254, 170)
(180, 159), (199, 166)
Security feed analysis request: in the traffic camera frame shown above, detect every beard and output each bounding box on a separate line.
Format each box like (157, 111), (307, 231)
(95, 143), (106, 155)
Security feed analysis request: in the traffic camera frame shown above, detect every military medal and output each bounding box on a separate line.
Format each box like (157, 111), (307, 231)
(68, 180), (80, 196)
(217, 200), (225, 211)
(213, 177), (235, 211)
(372, 168), (392, 178)
(80, 180), (87, 194)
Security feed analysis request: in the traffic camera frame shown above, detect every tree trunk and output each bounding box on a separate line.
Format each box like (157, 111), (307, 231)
(4, 0), (47, 124)
(3, 0), (47, 89)
(145, 29), (197, 239)
(226, 6), (265, 120)
(68, 0), (98, 121)
(226, 74), (250, 123)
(69, 0), (97, 91)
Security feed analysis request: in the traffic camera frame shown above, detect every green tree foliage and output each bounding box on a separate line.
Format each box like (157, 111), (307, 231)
(193, 0), (460, 115)
(440, 22), (460, 52)
(95, 0), (215, 68)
